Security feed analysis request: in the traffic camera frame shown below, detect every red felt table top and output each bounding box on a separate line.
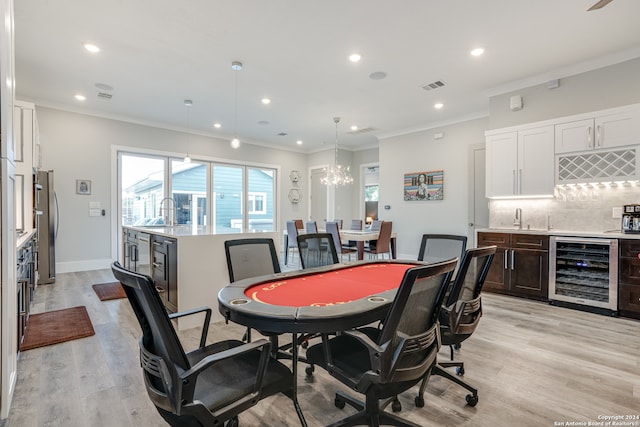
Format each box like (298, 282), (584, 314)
(245, 263), (416, 307)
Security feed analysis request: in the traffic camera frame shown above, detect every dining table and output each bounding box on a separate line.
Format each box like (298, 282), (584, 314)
(283, 227), (397, 264)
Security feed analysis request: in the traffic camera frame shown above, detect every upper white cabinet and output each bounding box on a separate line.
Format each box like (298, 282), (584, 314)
(13, 100), (38, 232)
(555, 107), (640, 154)
(486, 126), (554, 198)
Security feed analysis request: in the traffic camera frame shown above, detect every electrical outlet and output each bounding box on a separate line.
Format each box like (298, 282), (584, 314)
(612, 207), (622, 219)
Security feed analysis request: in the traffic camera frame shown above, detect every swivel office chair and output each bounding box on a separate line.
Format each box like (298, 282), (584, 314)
(111, 261), (302, 426)
(306, 259), (456, 427)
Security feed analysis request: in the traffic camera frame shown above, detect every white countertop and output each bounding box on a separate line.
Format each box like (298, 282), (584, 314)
(126, 225), (222, 238)
(477, 228), (640, 239)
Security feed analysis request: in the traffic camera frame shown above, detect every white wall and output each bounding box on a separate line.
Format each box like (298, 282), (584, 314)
(35, 106), (308, 272)
(378, 117), (489, 259)
(489, 57), (640, 130)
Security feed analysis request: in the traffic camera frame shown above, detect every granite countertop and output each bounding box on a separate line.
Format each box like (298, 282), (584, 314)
(477, 228), (640, 239)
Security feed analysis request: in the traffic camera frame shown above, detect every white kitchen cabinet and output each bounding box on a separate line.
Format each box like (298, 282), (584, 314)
(555, 107), (640, 154)
(13, 100), (38, 232)
(486, 125), (554, 198)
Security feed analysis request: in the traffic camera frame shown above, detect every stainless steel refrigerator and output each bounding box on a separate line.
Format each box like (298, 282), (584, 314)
(36, 170), (56, 284)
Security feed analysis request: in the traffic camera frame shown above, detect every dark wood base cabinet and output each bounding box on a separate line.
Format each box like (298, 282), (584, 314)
(618, 239), (640, 319)
(478, 232), (549, 301)
(151, 235), (178, 313)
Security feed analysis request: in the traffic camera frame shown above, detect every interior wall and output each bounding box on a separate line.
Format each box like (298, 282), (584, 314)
(378, 117), (489, 259)
(35, 106), (307, 272)
(489, 57), (640, 130)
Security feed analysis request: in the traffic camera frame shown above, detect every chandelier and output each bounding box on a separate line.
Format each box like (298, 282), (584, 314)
(321, 117), (354, 186)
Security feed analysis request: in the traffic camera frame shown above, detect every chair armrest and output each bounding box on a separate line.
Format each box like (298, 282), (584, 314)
(322, 329), (385, 385)
(181, 339), (273, 401)
(168, 307), (212, 348)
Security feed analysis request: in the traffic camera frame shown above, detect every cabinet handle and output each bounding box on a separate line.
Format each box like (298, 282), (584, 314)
(504, 249), (508, 269)
(587, 126), (592, 148)
(512, 170), (516, 195)
(518, 169), (522, 194)
(155, 286), (165, 294)
(510, 249), (515, 270)
(596, 125), (601, 147)
(153, 262), (162, 268)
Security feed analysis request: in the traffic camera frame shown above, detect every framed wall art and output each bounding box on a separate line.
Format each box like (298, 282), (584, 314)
(76, 179), (92, 195)
(403, 170), (443, 201)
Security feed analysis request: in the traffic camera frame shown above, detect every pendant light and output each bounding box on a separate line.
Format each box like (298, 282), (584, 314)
(230, 61), (242, 149)
(321, 117), (354, 186)
(183, 99), (192, 163)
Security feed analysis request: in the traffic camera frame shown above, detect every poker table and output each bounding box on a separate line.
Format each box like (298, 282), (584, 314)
(218, 260), (428, 335)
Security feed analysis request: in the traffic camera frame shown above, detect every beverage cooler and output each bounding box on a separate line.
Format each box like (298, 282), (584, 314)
(549, 236), (618, 313)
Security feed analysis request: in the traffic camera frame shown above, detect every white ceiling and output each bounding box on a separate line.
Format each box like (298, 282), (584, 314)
(14, 0), (640, 153)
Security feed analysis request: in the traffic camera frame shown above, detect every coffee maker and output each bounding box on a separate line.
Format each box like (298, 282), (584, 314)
(622, 204), (640, 233)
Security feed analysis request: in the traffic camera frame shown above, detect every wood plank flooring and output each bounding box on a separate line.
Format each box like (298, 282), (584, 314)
(4, 268), (640, 426)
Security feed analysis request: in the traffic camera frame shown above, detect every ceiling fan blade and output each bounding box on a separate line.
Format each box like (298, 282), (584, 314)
(588, 0), (614, 11)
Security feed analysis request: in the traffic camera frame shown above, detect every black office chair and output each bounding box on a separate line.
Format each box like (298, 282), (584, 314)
(306, 259), (457, 427)
(111, 261), (302, 427)
(418, 234), (467, 281)
(224, 237), (281, 283)
(297, 232), (339, 269)
(414, 245), (496, 408)
(224, 238), (281, 343)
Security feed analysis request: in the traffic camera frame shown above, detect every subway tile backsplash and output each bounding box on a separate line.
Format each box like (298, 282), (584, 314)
(489, 184), (640, 232)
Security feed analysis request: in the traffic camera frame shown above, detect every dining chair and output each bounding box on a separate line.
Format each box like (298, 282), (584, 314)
(305, 220), (318, 233)
(286, 220), (302, 266)
(297, 232), (338, 269)
(418, 234), (467, 282)
(111, 261), (302, 427)
(366, 220), (383, 249)
(347, 219), (363, 247)
(366, 221), (392, 259)
(326, 221), (357, 262)
(305, 259), (456, 427)
(294, 219), (304, 230)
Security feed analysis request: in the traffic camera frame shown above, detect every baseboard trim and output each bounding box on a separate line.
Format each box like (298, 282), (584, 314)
(57, 258), (113, 273)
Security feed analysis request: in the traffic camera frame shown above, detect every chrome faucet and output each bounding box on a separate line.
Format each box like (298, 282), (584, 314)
(159, 197), (177, 226)
(514, 208), (522, 229)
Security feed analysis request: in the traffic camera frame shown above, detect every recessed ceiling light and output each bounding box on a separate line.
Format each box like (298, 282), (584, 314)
(296, 140), (303, 145)
(470, 47), (485, 57)
(258, 120), (270, 125)
(84, 43), (100, 53)
(369, 71), (387, 80)
(349, 53), (361, 63)
(213, 123), (221, 128)
(350, 125), (358, 131)
(261, 98), (271, 105)
(74, 94), (86, 101)
(95, 82), (113, 91)
(434, 102), (444, 109)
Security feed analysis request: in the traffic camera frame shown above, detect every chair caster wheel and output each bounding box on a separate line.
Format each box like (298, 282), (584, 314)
(414, 396), (425, 408)
(391, 398), (402, 412)
(305, 365), (314, 376)
(335, 397), (346, 409)
(301, 341), (309, 349)
(453, 343), (461, 350)
(226, 416), (239, 427)
(466, 394), (478, 407)
(456, 366), (465, 376)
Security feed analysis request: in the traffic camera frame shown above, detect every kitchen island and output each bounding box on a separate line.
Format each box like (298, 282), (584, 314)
(123, 225), (281, 330)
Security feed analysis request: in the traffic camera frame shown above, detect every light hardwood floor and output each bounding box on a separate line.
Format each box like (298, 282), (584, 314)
(4, 267), (640, 426)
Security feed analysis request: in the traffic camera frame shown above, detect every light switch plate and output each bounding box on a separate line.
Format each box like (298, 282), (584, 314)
(89, 209), (101, 217)
(89, 201), (101, 209)
(612, 206), (622, 218)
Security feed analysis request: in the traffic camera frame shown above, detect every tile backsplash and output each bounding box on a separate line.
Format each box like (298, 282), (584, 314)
(489, 183), (640, 232)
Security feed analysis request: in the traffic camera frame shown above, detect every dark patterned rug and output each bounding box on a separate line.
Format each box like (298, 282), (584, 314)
(20, 306), (95, 351)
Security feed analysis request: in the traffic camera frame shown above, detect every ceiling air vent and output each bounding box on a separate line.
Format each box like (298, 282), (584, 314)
(421, 80), (446, 91)
(347, 127), (377, 135)
(97, 92), (113, 99)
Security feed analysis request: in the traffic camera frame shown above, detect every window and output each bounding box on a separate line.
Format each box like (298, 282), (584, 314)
(248, 192), (266, 214)
(119, 150), (277, 234)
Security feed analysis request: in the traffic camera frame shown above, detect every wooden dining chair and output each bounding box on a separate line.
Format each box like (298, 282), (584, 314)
(366, 221), (392, 259)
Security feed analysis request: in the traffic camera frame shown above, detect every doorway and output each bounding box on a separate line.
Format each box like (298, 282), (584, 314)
(468, 143), (489, 248)
(309, 167), (328, 224)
